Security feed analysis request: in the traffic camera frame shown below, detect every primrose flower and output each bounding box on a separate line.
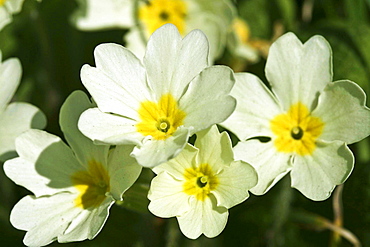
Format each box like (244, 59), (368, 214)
(125, 0), (235, 62)
(4, 91), (142, 246)
(0, 52), (46, 161)
(148, 125), (257, 239)
(221, 32), (370, 201)
(74, 0), (134, 30)
(0, 0), (24, 30)
(78, 24), (236, 168)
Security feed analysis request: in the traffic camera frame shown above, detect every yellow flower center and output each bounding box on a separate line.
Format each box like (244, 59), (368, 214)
(0, 0), (6, 6)
(138, 0), (187, 36)
(136, 93), (186, 140)
(183, 163), (219, 201)
(233, 18), (250, 44)
(270, 102), (324, 155)
(71, 160), (110, 209)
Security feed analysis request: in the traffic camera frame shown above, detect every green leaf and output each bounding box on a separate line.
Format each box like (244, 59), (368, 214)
(344, 0), (368, 23)
(237, 0), (271, 39)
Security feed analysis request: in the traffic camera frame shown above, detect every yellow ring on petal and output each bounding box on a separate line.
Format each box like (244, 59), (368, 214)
(136, 93), (186, 140)
(270, 102), (324, 155)
(71, 160), (110, 209)
(183, 163), (219, 201)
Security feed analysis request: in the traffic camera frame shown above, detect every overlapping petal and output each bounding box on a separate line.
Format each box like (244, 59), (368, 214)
(195, 125), (234, 172)
(186, 12), (225, 62)
(131, 126), (190, 168)
(108, 145), (142, 200)
(60, 90), (109, 167)
(221, 72), (281, 140)
(0, 102), (46, 161)
(291, 140), (354, 201)
(78, 108), (142, 146)
(153, 144), (197, 179)
(4, 130), (81, 197)
(266, 33), (332, 111)
(180, 66), (236, 134)
(233, 139), (292, 195)
(58, 198), (114, 243)
(313, 80), (370, 144)
(213, 160), (257, 208)
(11, 193), (82, 247)
(148, 172), (190, 217)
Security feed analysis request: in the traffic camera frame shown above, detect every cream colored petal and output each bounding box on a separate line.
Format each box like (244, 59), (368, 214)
(266, 33), (332, 111)
(148, 172), (190, 218)
(78, 107), (143, 146)
(313, 80), (370, 144)
(144, 24), (209, 100)
(10, 194), (81, 246)
(0, 57), (21, 111)
(213, 160), (257, 208)
(153, 144), (198, 180)
(4, 130), (82, 197)
(291, 140), (354, 201)
(177, 195), (228, 239)
(233, 139), (292, 195)
(180, 66), (236, 134)
(194, 125), (234, 173)
(221, 72), (281, 141)
(0, 102), (46, 161)
(131, 126), (190, 168)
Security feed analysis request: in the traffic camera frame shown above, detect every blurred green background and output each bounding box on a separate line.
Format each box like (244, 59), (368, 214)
(1, 0), (370, 246)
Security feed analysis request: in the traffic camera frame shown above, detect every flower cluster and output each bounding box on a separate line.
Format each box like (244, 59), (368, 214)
(1, 2), (370, 246)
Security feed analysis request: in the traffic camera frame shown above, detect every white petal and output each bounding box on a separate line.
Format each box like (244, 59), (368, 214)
(313, 80), (370, 144)
(0, 57), (21, 111)
(81, 62), (148, 119)
(4, 130), (80, 197)
(213, 160), (257, 208)
(5, 0), (24, 13)
(125, 27), (146, 61)
(177, 195), (228, 239)
(131, 126), (190, 168)
(153, 144), (198, 180)
(108, 145), (142, 200)
(60, 90), (109, 167)
(148, 172), (190, 218)
(11, 193), (82, 247)
(266, 33), (332, 111)
(78, 108), (143, 145)
(0, 7), (11, 30)
(291, 140), (354, 201)
(194, 125), (234, 173)
(221, 73), (281, 140)
(0, 102), (46, 161)
(75, 0), (134, 30)
(233, 140), (292, 195)
(180, 66), (236, 134)
(59, 197), (114, 243)
(144, 24), (209, 100)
